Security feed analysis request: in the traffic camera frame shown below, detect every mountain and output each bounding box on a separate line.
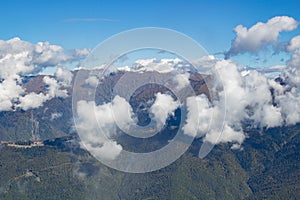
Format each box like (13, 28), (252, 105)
(0, 70), (212, 142)
(0, 71), (299, 199)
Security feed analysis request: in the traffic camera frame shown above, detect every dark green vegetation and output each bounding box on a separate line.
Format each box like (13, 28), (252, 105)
(0, 124), (299, 199)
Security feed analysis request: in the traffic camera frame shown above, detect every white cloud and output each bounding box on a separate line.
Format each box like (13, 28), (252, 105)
(182, 57), (300, 147)
(226, 16), (298, 57)
(205, 124), (245, 145)
(75, 96), (135, 160)
(43, 76), (68, 98)
(119, 58), (191, 73)
(0, 37), (87, 111)
(192, 55), (217, 71)
(17, 77), (68, 110)
(85, 75), (99, 87)
(111, 96), (137, 130)
(55, 66), (73, 87)
(18, 93), (47, 110)
(183, 94), (212, 138)
(150, 93), (180, 127)
(76, 93), (180, 160)
(286, 35), (300, 85)
(74, 54), (300, 155)
(260, 104), (283, 128)
(183, 71), (247, 146)
(0, 78), (24, 111)
(173, 72), (190, 91)
(287, 35), (300, 52)
(277, 88), (300, 125)
(75, 53), (300, 152)
(133, 58), (178, 73)
(0, 37), (88, 78)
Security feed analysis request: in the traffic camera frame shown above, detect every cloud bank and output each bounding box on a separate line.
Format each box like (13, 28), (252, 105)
(76, 93), (179, 160)
(183, 55), (300, 147)
(0, 37), (88, 111)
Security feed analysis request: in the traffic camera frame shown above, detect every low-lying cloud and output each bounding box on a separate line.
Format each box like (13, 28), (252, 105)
(0, 37), (88, 111)
(183, 55), (300, 147)
(76, 93), (179, 160)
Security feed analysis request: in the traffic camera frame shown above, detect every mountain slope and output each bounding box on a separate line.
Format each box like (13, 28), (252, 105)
(0, 123), (299, 199)
(0, 72), (299, 199)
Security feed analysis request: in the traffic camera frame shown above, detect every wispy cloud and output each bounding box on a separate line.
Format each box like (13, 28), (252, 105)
(63, 18), (119, 22)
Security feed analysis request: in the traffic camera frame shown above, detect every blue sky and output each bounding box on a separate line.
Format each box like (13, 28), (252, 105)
(1, 0), (300, 66)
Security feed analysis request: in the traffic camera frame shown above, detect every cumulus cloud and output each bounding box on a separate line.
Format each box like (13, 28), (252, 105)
(76, 93), (180, 160)
(55, 66), (73, 87)
(285, 35), (300, 85)
(75, 55), (300, 156)
(0, 37), (89, 77)
(183, 60), (248, 146)
(84, 75), (99, 88)
(205, 124), (245, 145)
(0, 78), (24, 111)
(111, 96), (137, 130)
(183, 94), (212, 138)
(226, 16), (298, 58)
(43, 76), (68, 98)
(287, 35), (300, 52)
(18, 92), (48, 110)
(17, 77), (68, 110)
(140, 18), (300, 149)
(0, 37), (87, 111)
(184, 17), (299, 147)
(259, 104), (283, 128)
(76, 100), (123, 160)
(76, 96), (135, 160)
(150, 93), (180, 127)
(183, 56), (300, 147)
(173, 72), (190, 91)
(275, 87), (300, 125)
(75, 49), (300, 151)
